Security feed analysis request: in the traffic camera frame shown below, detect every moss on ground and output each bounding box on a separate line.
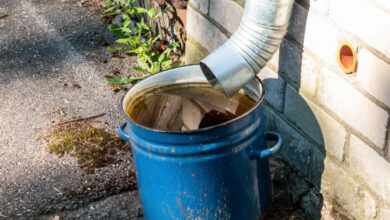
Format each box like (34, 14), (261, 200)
(45, 121), (130, 173)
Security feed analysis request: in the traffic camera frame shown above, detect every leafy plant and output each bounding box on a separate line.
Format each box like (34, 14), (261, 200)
(104, 74), (148, 85)
(102, 0), (181, 85)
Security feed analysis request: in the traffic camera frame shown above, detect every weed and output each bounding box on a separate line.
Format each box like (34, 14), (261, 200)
(102, 0), (181, 84)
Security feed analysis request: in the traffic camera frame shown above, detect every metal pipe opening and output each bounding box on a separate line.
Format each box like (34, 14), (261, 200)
(200, 0), (295, 97)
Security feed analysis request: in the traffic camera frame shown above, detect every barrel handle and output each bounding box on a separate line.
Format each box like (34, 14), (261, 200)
(250, 132), (282, 159)
(118, 122), (130, 141)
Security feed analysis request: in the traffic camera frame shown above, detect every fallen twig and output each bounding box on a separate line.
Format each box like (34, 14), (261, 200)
(270, 164), (283, 180)
(52, 186), (63, 195)
(57, 113), (105, 125)
(0, 14), (8, 19)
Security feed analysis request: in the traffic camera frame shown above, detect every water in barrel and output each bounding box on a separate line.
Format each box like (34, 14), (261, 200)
(125, 85), (256, 131)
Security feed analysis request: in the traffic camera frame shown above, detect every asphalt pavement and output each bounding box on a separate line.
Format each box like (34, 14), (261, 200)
(0, 0), (143, 218)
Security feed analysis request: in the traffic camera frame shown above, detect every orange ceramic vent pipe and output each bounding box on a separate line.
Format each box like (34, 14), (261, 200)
(337, 41), (357, 74)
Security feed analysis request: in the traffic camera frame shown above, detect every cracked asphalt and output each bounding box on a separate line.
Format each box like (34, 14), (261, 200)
(0, 0), (143, 218)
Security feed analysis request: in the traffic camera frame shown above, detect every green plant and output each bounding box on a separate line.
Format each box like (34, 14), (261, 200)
(102, 0), (181, 85)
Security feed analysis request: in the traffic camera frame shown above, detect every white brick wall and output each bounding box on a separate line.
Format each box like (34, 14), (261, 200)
(321, 157), (377, 219)
(288, 3), (338, 67)
(372, 0), (390, 13)
(357, 48), (390, 108)
(317, 68), (388, 148)
(305, 0), (329, 15)
(186, 7), (228, 52)
(285, 86), (346, 161)
(189, 0), (209, 15)
(264, 106), (313, 175)
(257, 67), (285, 112)
(186, 0), (390, 215)
(349, 135), (390, 201)
(310, 147), (325, 186)
(210, 0), (243, 34)
(328, 0), (390, 58)
(379, 208), (390, 220)
(278, 40), (319, 96)
(284, 85), (323, 145)
(312, 106), (346, 162)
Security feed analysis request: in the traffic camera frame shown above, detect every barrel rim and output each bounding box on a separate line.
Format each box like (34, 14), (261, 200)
(120, 65), (265, 135)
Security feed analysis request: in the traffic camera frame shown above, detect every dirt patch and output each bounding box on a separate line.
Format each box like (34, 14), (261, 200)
(320, 200), (351, 220)
(44, 121), (131, 173)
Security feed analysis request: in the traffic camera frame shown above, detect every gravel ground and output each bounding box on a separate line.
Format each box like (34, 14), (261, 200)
(0, 0), (141, 218)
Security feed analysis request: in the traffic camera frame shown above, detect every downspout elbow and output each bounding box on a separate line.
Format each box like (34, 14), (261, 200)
(200, 0), (295, 97)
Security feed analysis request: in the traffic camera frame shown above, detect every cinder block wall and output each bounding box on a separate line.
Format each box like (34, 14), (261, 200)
(185, 0), (390, 219)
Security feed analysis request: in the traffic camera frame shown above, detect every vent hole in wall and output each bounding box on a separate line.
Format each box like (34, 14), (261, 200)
(337, 42), (356, 74)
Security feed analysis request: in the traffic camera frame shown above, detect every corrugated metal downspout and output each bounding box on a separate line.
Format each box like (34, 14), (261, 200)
(200, 0), (295, 97)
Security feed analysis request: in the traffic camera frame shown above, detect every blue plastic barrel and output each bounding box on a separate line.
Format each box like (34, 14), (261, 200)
(118, 65), (282, 220)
